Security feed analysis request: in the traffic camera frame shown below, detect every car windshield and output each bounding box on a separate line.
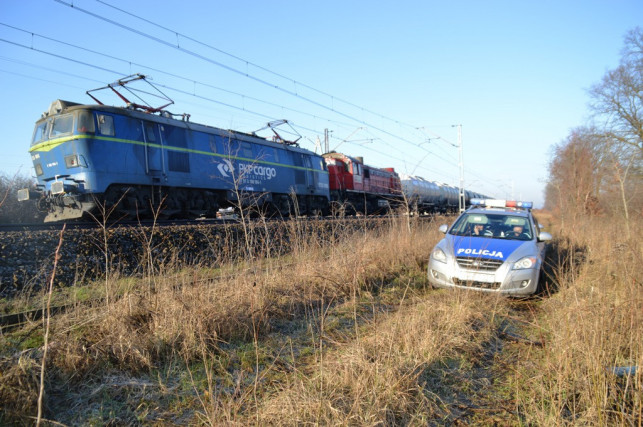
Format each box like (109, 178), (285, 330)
(449, 212), (533, 241)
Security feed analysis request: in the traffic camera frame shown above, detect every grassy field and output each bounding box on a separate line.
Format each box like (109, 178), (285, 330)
(1, 212), (640, 425)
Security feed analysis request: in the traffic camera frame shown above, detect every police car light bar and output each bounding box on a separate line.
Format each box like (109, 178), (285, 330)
(470, 199), (533, 209)
(506, 200), (533, 208)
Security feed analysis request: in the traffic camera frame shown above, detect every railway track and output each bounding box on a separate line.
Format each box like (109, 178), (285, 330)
(0, 303), (76, 332)
(0, 213), (414, 233)
(0, 217), (239, 233)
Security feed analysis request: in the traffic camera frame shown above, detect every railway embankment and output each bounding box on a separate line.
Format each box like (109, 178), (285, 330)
(0, 218), (387, 298)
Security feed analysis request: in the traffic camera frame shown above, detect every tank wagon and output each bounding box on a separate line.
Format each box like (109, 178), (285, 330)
(19, 96), (330, 222)
(323, 152), (402, 214)
(399, 174), (489, 214)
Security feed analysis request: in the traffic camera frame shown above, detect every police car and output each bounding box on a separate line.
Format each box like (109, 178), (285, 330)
(428, 199), (552, 296)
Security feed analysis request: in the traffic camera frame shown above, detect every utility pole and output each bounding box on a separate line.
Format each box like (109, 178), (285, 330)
(454, 124), (465, 213)
(324, 128), (329, 154)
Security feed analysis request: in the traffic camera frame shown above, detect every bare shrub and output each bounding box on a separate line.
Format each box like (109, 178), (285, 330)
(0, 172), (44, 223)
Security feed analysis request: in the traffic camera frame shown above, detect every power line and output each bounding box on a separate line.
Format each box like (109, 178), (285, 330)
(0, 23), (361, 130)
(93, 0), (425, 133)
(0, 35), (477, 187)
(2, 13), (468, 175)
(0, 28), (434, 166)
(82, 0), (485, 181)
(1, 5), (497, 191)
(0, 67), (86, 90)
(53, 0), (442, 156)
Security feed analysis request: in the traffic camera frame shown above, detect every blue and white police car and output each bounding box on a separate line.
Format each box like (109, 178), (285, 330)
(428, 199), (552, 296)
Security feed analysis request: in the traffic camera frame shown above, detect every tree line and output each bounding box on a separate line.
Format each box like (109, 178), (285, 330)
(544, 27), (642, 227)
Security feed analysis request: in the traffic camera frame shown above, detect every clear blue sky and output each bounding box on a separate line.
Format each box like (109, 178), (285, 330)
(1, 0), (641, 207)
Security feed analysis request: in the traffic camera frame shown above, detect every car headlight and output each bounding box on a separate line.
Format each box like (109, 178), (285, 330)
(432, 248), (448, 263)
(513, 257), (537, 270)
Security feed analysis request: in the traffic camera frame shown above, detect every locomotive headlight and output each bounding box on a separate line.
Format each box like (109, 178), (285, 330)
(432, 248), (448, 263)
(513, 257), (536, 270)
(51, 181), (65, 195)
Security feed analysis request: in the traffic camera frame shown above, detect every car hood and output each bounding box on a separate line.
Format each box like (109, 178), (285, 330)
(445, 235), (532, 262)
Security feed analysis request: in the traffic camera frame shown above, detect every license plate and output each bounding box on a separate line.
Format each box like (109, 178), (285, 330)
(461, 272), (494, 283)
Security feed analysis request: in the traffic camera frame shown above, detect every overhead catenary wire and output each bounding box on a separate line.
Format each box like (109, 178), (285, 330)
(0, 27), (464, 179)
(0, 67), (87, 90)
(82, 0), (489, 183)
(93, 0), (422, 132)
(1, 14), (469, 180)
(0, 34), (465, 184)
(1, 3), (499, 189)
(0, 23), (362, 132)
(52, 0), (445, 156)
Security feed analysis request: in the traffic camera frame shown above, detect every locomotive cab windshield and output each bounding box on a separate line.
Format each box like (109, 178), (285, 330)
(31, 107), (95, 147)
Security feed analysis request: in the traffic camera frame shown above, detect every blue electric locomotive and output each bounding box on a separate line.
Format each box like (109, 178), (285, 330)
(18, 82), (330, 222)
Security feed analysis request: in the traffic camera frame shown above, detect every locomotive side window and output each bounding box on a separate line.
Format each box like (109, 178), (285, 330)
(164, 126), (187, 148)
(164, 126), (190, 173)
(317, 158), (326, 171)
(145, 123), (157, 142)
(293, 153), (306, 184)
(97, 114), (115, 136)
(32, 121), (49, 145)
(123, 117), (144, 141)
(241, 142), (254, 158)
(303, 156), (313, 168)
(77, 111), (95, 133)
(352, 162), (361, 175)
(259, 146), (281, 163)
(51, 114), (73, 138)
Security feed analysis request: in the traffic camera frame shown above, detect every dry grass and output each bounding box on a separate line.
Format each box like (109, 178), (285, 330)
(513, 214), (642, 425)
(1, 216), (439, 423)
(1, 213), (641, 425)
(254, 291), (506, 425)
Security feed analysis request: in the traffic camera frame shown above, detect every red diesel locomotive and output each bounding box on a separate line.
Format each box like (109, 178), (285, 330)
(323, 152), (402, 214)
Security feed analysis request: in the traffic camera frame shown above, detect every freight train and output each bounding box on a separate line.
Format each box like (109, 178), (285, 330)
(18, 76), (485, 222)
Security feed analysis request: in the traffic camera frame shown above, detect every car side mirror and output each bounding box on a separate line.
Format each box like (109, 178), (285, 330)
(538, 231), (552, 242)
(438, 224), (448, 234)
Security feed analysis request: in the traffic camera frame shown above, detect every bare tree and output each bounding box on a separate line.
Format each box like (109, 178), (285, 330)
(546, 28), (643, 220)
(547, 127), (607, 219)
(220, 138), (276, 261)
(588, 27), (643, 157)
(586, 27), (643, 222)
